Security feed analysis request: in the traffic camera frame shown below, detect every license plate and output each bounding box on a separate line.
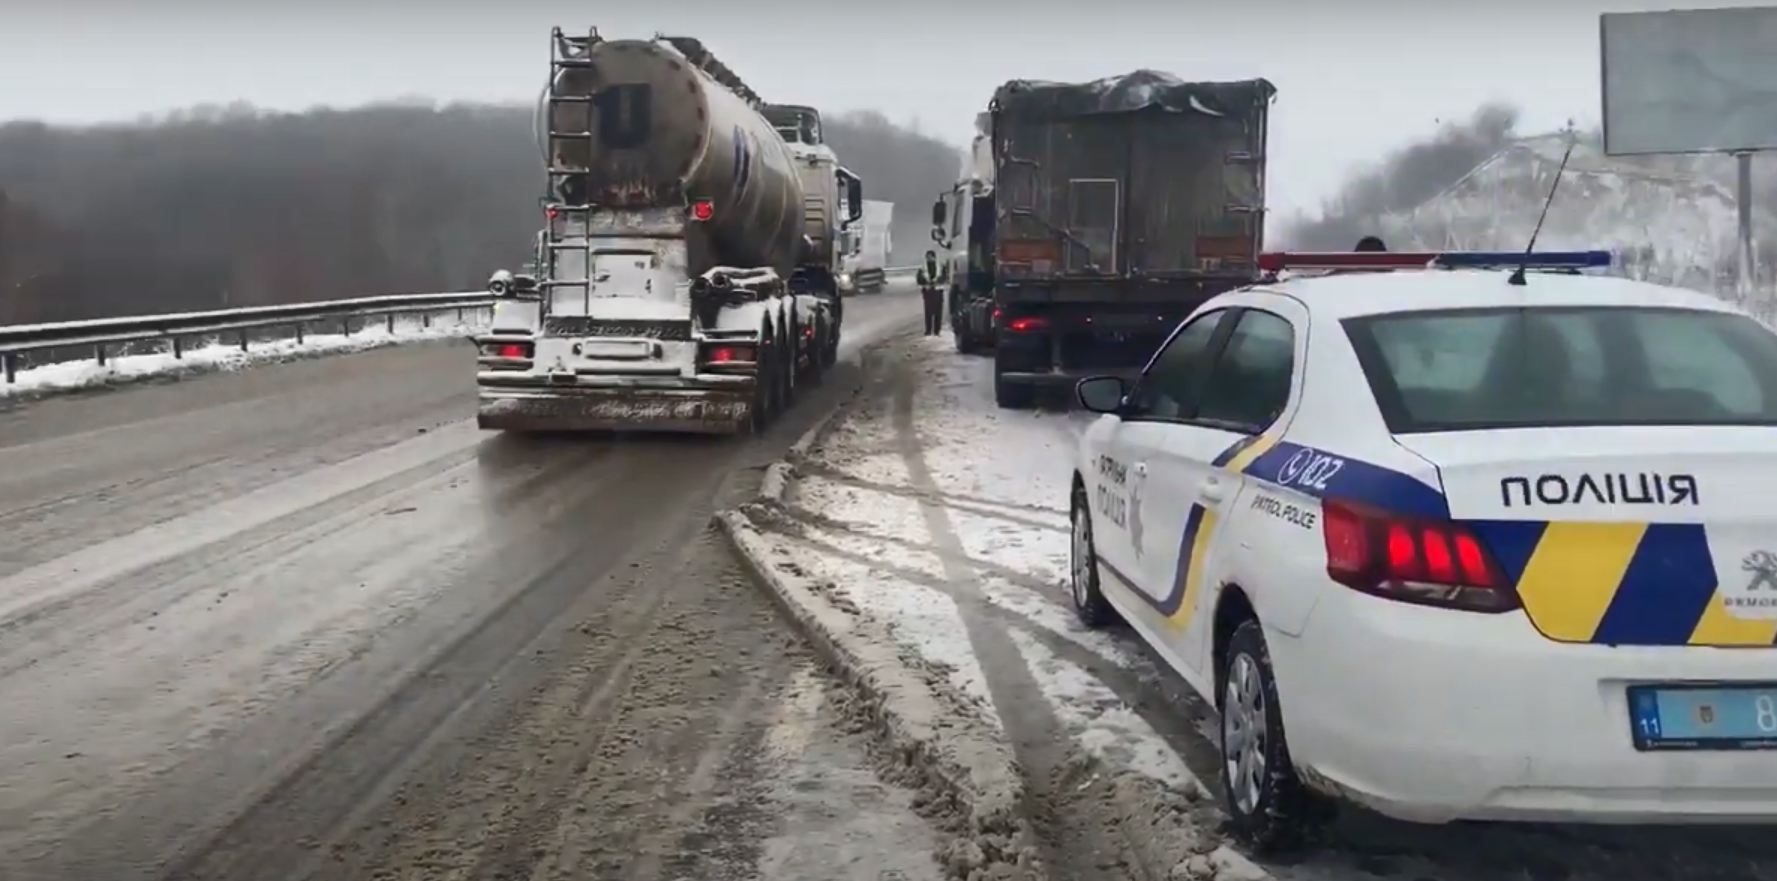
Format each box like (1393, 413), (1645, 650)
(1627, 683), (1777, 751)
(575, 339), (653, 359)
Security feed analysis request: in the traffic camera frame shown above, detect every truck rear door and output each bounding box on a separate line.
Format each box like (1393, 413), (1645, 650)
(1125, 106), (1268, 276)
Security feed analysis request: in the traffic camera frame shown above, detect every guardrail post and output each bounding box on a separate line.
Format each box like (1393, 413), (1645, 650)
(95, 344), (106, 367)
(342, 317), (353, 337)
(172, 337), (183, 359)
(386, 313), (395, 334)
(238, 329), (249, 352)
(294, 322), (304, 345)
(456, 307), (464, 323)
(4, 353), (16, 384)
(422, 311), (432, 329)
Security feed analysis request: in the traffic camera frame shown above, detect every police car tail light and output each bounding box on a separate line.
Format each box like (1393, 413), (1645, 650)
(1322, 500), (1516, 613)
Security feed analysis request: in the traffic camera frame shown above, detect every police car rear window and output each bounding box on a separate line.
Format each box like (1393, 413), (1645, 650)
(1342, 306), (1777, 432)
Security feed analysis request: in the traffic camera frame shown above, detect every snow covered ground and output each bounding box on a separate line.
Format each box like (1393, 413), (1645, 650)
(0, 312), (488, 399)
(733, 334), (1777, 881)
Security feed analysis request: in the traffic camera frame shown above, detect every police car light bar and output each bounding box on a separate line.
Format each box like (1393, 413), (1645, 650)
(1255, 250), (1613, 273)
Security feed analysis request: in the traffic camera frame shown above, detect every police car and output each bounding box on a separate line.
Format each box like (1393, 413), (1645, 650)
(1067, 250), (1777, 851)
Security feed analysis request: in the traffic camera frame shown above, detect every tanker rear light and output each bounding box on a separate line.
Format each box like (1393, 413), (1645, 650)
(700, 342), (757, 367)
(689, 200), (715, 222)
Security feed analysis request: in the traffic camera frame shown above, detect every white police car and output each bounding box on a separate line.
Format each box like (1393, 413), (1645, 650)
(1068, 250), (1777, 851)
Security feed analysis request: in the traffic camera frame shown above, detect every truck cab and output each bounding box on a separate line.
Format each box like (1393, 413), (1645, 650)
(932, 181), (996, 354)
(762, 103), (864, 310)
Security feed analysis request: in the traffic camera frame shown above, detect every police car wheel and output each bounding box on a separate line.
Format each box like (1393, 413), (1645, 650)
(1219, 619), (1329, 853)
(1067, 483), (1118, 627)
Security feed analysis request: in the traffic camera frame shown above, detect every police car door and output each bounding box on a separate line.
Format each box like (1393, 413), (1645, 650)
(1102, 308), (1240, 632)
(1149, 304), (1304, 676)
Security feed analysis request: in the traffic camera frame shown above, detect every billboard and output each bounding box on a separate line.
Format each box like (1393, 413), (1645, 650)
(1601, 5), (1777, 156)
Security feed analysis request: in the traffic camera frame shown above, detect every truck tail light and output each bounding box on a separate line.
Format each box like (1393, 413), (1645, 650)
(480, 341), (533, 359)
(1321, 499), (1516, 613)
(700, 342), (757, 368)
(1005, 316), (1049, 333)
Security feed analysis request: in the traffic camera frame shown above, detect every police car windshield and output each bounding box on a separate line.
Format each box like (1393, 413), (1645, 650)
(1343, 306), (1777, 432)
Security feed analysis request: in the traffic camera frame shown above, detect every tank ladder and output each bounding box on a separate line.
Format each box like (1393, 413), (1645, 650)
(539, 25), (602, 310)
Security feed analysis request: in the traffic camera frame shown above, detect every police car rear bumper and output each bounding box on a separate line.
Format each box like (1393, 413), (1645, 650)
(1274, 589), (1777, 824)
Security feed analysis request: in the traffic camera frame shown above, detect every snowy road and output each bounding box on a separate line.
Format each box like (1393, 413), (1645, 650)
(0, 288), (951, 881)
(735, 334), (1777, 881)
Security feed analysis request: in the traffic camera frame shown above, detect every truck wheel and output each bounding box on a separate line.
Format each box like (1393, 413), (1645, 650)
(821, 320), (839, 369)
(994, 370), (1035, 410)
(954, 324), (976, 355)
(750, 331), (778, 433)
(806, 319), (829, 384)
(779, 330), (798, 409)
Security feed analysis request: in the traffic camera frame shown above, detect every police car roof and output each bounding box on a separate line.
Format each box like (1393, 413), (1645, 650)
(1261, 269), (1740, 321)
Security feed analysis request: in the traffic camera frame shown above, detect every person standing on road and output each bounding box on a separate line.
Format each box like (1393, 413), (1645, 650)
(918, 250), (946, 336)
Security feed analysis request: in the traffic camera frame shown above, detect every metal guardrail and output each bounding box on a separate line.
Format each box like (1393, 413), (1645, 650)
(0, 292), (496, 384)
(0, 267), (926, 384)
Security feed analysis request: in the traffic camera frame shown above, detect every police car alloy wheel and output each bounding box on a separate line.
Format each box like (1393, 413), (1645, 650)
(1068, 483), (1117, 627)
(1219, 619), (1327, 852)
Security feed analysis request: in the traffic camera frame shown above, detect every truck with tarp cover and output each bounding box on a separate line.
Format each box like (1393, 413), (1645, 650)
(474, 28), (862, 434)
(976, 71), (1275, 409)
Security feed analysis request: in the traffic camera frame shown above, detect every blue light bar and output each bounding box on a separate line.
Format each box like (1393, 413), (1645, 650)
(1430, 250), (1612, 269)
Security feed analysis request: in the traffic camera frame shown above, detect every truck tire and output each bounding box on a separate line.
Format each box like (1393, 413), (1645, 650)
(750, 328), (779, 434)
(994, 369), (1036, 410)
(779, 327), (798, 410)
(954, 320), (975, 355)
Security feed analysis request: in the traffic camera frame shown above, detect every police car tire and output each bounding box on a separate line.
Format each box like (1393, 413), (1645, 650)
(1219, 619), (1329, 853)
(1068, 483), (1118, 627)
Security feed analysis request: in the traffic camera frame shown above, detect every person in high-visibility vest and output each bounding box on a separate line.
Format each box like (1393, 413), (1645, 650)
(918, 250), (946, 336)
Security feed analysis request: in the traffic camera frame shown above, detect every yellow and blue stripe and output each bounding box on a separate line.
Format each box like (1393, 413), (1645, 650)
(1466, 520), (1776, 647)
(1142, 434), (1776, 649)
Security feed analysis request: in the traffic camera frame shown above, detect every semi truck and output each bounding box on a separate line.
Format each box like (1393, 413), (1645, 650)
(840, 200), (893, 294)
(963, 71), (1276, 409)
(474, 28), (863, 434)
(933, 112), (997, 354)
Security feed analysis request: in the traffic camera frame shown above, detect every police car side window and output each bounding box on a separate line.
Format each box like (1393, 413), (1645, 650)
(1195, 311), (1296, 431)
(1132, 310), (1228, 419)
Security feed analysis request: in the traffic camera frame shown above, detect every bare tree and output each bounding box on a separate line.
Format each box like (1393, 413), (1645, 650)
(0, 100), (961, 325)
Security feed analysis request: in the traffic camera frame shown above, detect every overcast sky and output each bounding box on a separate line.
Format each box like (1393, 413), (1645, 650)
(1, 0), (1766, 217)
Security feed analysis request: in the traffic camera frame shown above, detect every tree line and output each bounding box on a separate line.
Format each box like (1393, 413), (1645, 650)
(0, 101), (963, 325)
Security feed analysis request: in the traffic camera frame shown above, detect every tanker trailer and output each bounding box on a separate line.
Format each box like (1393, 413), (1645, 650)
(474, 28), (857, 435)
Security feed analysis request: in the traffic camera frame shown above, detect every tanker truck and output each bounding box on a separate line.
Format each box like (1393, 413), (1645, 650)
(474, 28), (863, 434)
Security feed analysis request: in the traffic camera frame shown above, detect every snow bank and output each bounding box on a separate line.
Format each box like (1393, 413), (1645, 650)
(0, 313), (487, 400)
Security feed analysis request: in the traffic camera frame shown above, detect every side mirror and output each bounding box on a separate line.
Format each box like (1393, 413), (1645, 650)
(930, 198), (946, 229)
(511, 273), (539, 293)
(1075, 376), (1128, 414)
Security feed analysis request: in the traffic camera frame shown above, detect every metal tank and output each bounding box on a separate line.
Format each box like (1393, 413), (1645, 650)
(540, 36), (806, 278)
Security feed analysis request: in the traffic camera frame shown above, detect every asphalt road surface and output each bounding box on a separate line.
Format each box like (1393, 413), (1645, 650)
(0, 288), (939, 881)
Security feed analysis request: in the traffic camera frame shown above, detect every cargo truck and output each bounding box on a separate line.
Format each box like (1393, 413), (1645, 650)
(970, 71), (1275, 409)
(475, 28), (863, 433)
